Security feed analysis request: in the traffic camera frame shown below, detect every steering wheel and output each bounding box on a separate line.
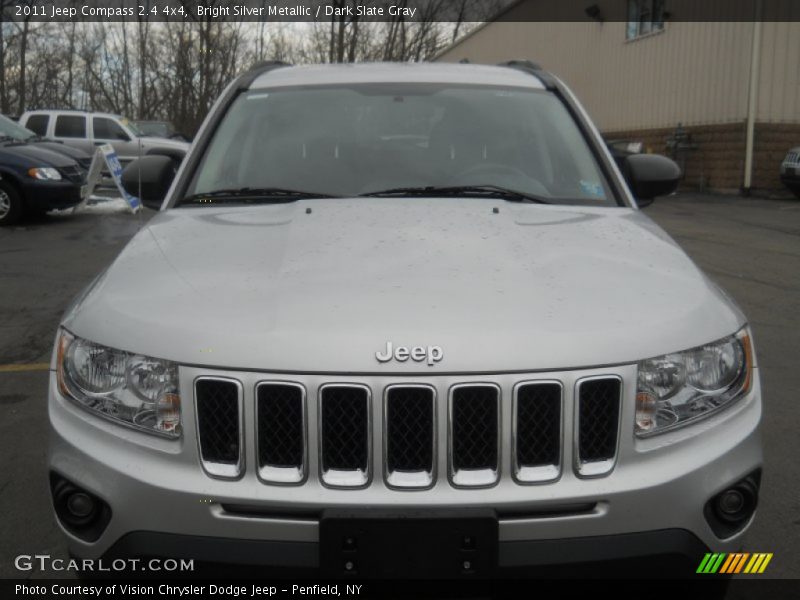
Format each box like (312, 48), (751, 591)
(448, 162), (534, 187)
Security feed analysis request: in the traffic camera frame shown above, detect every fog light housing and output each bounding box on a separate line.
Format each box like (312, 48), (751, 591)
(705, 470), (760, 539)
(716, 489), (746, 520)
(50, 472), (112, 542)
(66, 492), (96, 520)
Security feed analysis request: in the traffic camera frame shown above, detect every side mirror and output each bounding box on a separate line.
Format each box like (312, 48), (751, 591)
(121, 155), (177, 210)
(622, 154), (682, 207)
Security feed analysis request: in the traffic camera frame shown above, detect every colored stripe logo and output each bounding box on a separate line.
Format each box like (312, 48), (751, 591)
(697, 552), (773, 574)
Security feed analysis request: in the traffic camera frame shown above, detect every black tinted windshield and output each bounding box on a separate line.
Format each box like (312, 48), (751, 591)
(187, 83), (615, 206)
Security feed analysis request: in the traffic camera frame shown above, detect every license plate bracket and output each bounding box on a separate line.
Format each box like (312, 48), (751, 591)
(319, 508), (498, 578)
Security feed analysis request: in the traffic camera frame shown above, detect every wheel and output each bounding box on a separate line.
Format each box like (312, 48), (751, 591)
(0, 180), (23, 226)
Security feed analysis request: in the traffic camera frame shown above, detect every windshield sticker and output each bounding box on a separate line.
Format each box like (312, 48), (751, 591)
(580, 180), (605, 199)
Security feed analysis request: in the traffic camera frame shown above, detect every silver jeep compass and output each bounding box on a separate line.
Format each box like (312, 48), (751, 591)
(48, 62), (762, 577)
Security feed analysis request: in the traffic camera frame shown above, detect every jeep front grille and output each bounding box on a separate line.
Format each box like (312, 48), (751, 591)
(575, 376), (622, 478)
(190, 372), (625, 487)
(194, 377), (243, 479)
(384, 385), (435, 489)
(319, 384), (371, 488)
(256, 382), (306, 484)
(449, 384), (500, 487)
(513, 381), (562, 483)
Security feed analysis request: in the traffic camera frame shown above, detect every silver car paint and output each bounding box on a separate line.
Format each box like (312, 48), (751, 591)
(49, 62), (762, 564)
(62, 200), (744, 374)
(780, 145), (800, 176)
(49, 363), (761, 560)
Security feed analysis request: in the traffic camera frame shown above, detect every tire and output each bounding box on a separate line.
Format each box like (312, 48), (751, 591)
(0, 180), (23, 226)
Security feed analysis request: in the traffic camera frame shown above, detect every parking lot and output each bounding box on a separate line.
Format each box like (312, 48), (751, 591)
(0, 193), (798, 580)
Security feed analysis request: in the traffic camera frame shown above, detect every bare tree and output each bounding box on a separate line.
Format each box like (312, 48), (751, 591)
(15, 1), (33, 114)
(0, 3), (501, 132)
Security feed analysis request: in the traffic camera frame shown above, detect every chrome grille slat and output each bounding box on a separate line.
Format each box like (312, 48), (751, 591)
(194, 377), (243, 479)
(384, 385), (436, 489)
(574, 376), (622, 478)
(449, 384), (500, 488)
(319, 384), (371, 488)
(513, 381), (562, 484)
(256, 382), (306, 485)
(190, 373), (625, 487)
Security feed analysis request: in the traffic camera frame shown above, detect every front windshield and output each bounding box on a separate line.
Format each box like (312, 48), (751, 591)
(0, 114), (35, 140)
(136, 122), (168, 137)
(118, 117), (143, 136)
(187, 83), (615, 206)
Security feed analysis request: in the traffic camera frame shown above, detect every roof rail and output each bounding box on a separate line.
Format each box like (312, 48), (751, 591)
(497, 59), (556, 90)
(498, 59), (542, 71)
(237, 60), (292, 90)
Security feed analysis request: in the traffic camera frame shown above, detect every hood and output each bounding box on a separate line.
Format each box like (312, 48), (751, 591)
(0, 142), (78, 168)
(65, 198), (745, 373)
(32, 140), (91, 161)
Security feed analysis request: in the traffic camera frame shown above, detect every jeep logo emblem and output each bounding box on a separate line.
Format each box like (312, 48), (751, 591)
(375, 342), (443, 366)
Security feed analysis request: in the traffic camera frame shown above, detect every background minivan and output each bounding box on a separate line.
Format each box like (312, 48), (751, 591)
(0, 113), (92, 169)
(0, 139), (84, 225)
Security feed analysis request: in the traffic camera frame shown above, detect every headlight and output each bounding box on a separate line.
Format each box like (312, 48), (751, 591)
(636, 328), (753, 437)
(57, 330), (181, 438)
(28, 167), (62, 180)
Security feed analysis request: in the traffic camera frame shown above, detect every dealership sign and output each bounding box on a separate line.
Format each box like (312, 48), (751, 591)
(77, 144), (141, 214)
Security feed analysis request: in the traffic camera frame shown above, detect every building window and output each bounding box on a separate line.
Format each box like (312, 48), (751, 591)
(627, 0), (665, 40)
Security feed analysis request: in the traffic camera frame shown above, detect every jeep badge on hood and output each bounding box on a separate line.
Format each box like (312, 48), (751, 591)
(376, 342), (443, 366)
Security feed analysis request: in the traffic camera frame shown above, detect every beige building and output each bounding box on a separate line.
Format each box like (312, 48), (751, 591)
(436, 0), (800, 194)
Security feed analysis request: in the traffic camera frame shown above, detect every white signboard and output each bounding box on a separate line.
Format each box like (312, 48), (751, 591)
(75, 144), (141, 214)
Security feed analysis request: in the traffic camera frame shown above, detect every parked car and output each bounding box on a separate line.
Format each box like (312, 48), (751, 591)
(0, 113), (92, 169)
(49, 62), (760, 577)
(133, 119), (190, 142)
(0, 138), (85, 225)
(19, 110), (189, 166)
(779, 146), (800, 198)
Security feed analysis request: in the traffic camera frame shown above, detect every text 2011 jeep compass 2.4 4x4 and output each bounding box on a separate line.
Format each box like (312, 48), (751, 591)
(48, 62), (762, 576)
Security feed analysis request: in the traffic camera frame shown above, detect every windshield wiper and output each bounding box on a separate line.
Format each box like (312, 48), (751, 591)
(359, 184), (550, 204)
(182, 187), (339, 204)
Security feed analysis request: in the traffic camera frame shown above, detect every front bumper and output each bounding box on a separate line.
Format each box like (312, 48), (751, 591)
(48, 363), (762, 573)
(780, 162), (800, 187)
(22, 179), (81, 211)
(101, 528), (710, 577)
